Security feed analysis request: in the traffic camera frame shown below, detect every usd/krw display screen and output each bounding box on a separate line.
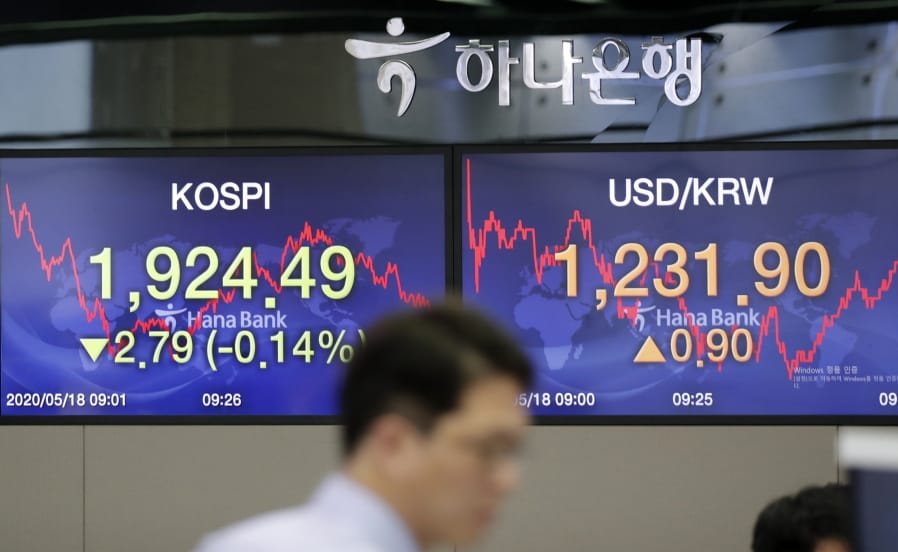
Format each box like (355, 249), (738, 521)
(1, 151), (446, 417)
(461, 146), (898, 418)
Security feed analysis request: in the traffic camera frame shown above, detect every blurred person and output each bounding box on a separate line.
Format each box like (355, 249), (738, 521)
(752, 483), (853, 552)
(194, 300), (534, 552)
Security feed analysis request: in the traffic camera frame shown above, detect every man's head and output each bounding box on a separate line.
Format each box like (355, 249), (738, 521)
(340, 301), (533, 548)
(752, 483), (853, 552)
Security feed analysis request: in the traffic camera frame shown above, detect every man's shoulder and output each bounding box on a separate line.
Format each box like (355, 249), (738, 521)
(194, 505), (374, 552)
(194, 506), (306, 552)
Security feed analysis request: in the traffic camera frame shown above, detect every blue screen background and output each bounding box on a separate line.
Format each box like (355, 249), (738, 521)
(1, 154), (446, 416)
(462, 149), (898, 416)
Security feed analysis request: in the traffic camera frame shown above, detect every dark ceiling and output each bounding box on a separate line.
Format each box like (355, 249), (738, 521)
(1, 0), (897, 45)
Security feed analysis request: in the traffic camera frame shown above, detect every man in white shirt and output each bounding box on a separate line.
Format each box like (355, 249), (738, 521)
(194, 301), (534, 552)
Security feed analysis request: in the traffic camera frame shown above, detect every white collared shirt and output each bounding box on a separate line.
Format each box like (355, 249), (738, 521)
(194, 473), (421, 552)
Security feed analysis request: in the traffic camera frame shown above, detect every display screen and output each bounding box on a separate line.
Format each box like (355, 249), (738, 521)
(852, 468), (898, 552)
(461, 146), (898, 417)
(1, 151), (447, 417)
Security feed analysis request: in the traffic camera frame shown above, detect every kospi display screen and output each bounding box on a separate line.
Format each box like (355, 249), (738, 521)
(460, 145), (898, 419)
(1, 150), (447, 418)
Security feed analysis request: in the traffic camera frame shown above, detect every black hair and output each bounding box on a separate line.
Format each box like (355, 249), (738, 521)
(339, 300), (533, 456)
(751, 483), (852, 552)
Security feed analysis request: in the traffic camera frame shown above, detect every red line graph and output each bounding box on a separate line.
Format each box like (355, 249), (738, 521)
(465, 158), (896, 380)
(5, 183), (429, 355)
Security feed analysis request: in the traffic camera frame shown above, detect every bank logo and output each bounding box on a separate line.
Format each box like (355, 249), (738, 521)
(345, 18), (703, 117)
(155, 303), (187, 330)
(344, 17), (451, 117)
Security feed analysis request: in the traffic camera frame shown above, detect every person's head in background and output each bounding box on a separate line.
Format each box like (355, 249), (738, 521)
(339, 300), (534, 549)
(752, 483), (853, 552)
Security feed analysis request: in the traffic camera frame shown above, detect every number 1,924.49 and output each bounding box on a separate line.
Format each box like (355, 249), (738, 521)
(88, 245), (355, 302)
